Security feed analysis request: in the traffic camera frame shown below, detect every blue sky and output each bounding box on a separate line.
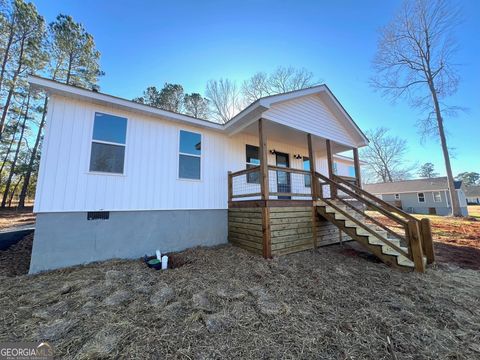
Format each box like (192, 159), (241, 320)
(33, 0), (479, 176)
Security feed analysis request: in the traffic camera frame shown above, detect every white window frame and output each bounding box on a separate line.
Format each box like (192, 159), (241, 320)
(433, 191), (441, 202)
(88, 112), (127, 176)
(394, 193), (400, 200)
(178, 129), (202, 181)
(417, 192), (425, 203)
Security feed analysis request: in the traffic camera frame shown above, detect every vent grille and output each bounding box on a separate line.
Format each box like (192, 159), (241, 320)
(87, 211), (110, 220)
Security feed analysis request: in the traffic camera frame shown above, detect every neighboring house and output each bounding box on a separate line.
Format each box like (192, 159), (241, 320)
(465, 185), (480, 204)
(28, 75), (432, 274)
(332, 153), (366, 178)
(364, 177), (468, 216)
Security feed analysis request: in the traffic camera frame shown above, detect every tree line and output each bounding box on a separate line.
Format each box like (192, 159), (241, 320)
(361, 126), (478, 187)
(0, 0), (103, 208)
(133, 66), (318, 123)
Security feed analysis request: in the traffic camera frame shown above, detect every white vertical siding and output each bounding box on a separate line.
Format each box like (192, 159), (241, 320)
(35, 96), (348, 213)
(262, 95), (356, 147)
(34, 96), (233, 212)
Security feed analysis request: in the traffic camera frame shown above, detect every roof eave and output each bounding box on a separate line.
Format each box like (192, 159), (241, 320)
(28, 75), (224, 131)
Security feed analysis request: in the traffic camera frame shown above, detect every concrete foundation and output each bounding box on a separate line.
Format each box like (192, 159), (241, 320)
(29, 209), (228, 273)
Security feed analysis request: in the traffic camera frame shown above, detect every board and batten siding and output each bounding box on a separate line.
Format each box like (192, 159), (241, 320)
(35, 96), (351, 213)
(35, 96), (233, 212)
(263, 94), (357, 147)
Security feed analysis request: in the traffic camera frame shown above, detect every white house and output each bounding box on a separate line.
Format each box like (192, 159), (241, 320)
(28, 75), (433, 273)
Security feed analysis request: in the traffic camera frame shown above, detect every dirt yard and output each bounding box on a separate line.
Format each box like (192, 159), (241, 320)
(0, 207), (35, 230)
(1, 244), (480, 359)
(370, 209), (480, 270)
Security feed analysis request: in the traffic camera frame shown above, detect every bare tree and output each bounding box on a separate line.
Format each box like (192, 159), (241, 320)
(205, 78), (242, 123)
(361, 127), (414, 183)
(184, 93), (209, 119)
(241, 72), (270, 104)
(418, 162), (438, 178)
(371, 0), (463, 215)
(242, 66), (318, 103)
(269, 66), (316, 93)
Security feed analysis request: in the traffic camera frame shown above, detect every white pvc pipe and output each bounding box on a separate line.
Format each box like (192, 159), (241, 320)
(161, 255), (168, 270)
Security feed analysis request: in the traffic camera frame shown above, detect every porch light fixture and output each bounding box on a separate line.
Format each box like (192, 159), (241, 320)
(269, 149), (276, 155)
(293, 154), (302, 160)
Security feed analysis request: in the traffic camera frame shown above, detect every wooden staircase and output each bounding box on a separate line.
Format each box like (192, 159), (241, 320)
(317, 199), (424, 270)
(313, 173), (434, 272)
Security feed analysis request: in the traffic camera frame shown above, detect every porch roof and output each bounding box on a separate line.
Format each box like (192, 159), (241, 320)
(224, 85), (369, 148)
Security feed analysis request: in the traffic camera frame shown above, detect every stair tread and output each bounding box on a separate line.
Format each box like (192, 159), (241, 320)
(317, 201), (426, 271)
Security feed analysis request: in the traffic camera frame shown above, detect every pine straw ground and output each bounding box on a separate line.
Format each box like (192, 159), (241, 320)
(1, 245), (479, 359)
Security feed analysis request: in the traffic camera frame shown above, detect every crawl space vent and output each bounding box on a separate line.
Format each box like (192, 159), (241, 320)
(87, 211), (110, 220)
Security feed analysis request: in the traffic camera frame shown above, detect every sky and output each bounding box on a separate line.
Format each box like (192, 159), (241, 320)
(32, 0), (480, 176)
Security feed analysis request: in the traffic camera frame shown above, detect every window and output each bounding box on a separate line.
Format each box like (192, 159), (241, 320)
(303, 157), (311, 187)
(348, 165), (355, 178)
(332, 162), (338, 175)
(89, 112), (127, 174)
(179, 130), (201, 180)
(417, 192), (425, 203)
(394, 194), (400, 200)
(246, 145), (260, 184)
(433, 191), (441, 202)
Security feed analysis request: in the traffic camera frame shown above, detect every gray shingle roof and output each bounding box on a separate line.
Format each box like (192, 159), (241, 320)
(363, 177), (462, 194)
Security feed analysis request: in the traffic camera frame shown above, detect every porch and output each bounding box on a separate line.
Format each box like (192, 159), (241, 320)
(227, 119), (434, 272)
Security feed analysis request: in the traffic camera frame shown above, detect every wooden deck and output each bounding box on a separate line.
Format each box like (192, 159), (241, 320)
(228, 201), (350, 257)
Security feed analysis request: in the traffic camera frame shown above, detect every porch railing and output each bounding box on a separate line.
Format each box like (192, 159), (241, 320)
(228, 165), (314, 200)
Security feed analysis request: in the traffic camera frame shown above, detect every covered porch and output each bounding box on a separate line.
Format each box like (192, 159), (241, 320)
(227, 118), (362, 205)
(227, 118), (362, 258)
(226, 118), (433, 273)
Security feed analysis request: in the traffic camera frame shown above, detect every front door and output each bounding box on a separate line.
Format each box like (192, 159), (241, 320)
(275, 152), (291, 200)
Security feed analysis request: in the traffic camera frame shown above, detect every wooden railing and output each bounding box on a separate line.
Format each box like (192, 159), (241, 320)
(228, 165), (315, 201)
(314, 172), (434, 271)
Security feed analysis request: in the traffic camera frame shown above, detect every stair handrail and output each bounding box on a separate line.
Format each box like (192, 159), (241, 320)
(332, 175), (420, 224)
(334, 196), (406, 242)
(314, 172), (408, 227)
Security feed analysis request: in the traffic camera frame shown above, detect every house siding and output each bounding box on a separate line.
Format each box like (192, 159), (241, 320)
(35, 96), (341, 213)
(380, 191), (468, 216)
(263, 95), (357, 147)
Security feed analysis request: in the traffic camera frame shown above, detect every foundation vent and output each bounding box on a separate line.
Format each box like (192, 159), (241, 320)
(87, 211), (110, 220)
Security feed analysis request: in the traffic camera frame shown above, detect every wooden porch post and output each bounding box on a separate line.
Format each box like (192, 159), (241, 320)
(307, 134), (317, 200)
(326, 139), (336, 198)
(307, 133), (318, 249)
(407, 220), (426, 273)
(258, 119), (271, 258)
(258, 119), (269, 200)
(353, 148), (362, 188)
(420, 218), (435, 264)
